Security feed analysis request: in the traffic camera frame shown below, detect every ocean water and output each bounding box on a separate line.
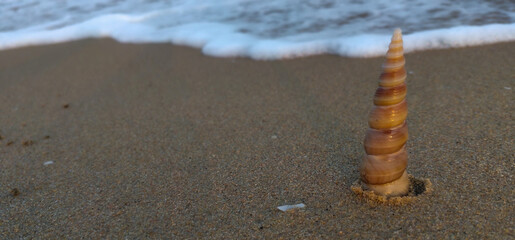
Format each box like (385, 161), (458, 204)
(1, 0), (514, 59)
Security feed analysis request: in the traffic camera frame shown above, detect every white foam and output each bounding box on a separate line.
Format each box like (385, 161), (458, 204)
(1, 0), (514, 59)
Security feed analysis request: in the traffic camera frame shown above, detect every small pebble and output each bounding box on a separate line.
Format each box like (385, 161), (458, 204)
(44, 161), (54, 166)
(271, 135), (278, 139)
(277, 203), (305, 212)
(504, 87), (511, 90)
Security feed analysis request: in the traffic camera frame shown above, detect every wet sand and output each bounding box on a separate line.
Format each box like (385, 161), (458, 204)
(0, 39), (513, 238)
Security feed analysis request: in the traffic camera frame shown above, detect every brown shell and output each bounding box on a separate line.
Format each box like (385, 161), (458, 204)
(373, 83), (407, 106)
(382, 56), (405, 72)
(379, 68), (406, 87)
(361, 28), (410, 189)
(364, 121), (408, 155)
(360, 147), (408, 185)
(368, 100), (407, 130)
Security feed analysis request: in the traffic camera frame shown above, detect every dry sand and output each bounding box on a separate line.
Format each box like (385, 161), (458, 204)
(0, 39), (513, 238)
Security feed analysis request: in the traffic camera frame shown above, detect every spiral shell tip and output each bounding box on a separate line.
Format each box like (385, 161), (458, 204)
(393, 28), (402, 36)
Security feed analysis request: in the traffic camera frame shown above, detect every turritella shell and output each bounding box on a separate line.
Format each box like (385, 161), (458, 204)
(360, 28), (410, 197)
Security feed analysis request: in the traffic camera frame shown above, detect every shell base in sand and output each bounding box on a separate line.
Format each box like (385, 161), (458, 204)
(365, 170), (410, 197)
(351, 174), (432, 205)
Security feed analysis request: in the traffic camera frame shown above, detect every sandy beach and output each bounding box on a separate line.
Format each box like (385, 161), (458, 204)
(0, 39), (513, 238)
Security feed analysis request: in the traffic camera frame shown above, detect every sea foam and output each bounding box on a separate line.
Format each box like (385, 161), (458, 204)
(1, 0), (514, 59)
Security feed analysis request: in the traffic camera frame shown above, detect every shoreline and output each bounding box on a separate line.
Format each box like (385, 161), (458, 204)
(1, 39), (513, 238)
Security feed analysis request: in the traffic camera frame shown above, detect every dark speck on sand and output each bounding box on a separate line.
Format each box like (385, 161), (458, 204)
(10, 188), (20, 197)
